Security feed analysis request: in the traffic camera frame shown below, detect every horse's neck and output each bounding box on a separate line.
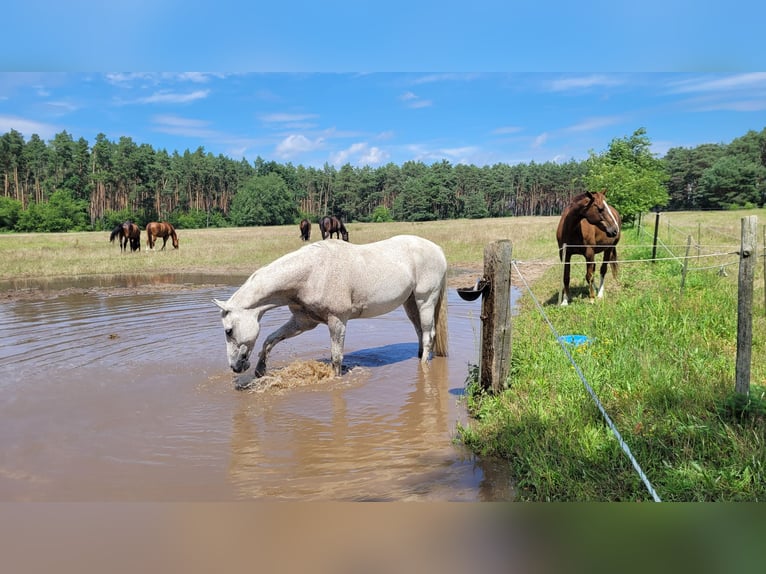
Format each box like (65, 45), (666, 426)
(230, 254), (308, 310)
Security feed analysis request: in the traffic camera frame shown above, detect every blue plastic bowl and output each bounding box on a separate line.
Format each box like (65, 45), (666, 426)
(558, 335), (591, 347)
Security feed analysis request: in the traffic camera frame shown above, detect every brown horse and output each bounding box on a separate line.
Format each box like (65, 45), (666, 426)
(556, 191), (621, 306)
(109, 221), (141, 252)
(146, 221), (179, 250)
(318, 215), (348, 241)
(299, 218), (311, 241)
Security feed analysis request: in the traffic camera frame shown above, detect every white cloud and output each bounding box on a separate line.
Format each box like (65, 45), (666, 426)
(0, 115), (59, 139)
(259, 112), (319, 123)
(532, 133), (548, 148)
(330, 142), (389, 166)
(360, 146), (388, 165)
(492, 126), (523, 135)
(550, 74), (624, 91)
(276, 134), (324, 158)
(138, 90), (210, 104)
(564, 116), (622, 133)
(399, 91), (432, 108)
(152, 115), (217, 138)
(668, 73), (766, 94)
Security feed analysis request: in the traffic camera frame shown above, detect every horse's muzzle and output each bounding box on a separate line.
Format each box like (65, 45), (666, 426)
(231, 344), (251, 373)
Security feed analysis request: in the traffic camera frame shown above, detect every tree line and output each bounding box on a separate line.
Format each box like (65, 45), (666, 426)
(0, 126), (764, 233)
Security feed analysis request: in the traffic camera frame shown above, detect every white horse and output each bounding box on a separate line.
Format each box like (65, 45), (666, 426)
(213, 234), (448, 383)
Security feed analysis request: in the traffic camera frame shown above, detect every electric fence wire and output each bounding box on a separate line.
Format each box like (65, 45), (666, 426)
(511, 260), (663, 502)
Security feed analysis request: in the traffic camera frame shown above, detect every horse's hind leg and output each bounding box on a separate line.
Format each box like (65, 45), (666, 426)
(403, 296), (424, 357)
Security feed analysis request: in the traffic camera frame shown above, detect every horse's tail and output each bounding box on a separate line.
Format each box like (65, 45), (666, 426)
(432, 278), (448, 357)
(109, 225), (122, 243)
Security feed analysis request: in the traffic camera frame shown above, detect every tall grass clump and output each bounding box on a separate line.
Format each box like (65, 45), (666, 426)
(459, 227), (766, 501)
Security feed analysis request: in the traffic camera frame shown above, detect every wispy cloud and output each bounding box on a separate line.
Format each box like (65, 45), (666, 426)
(138, 90), (210, 104)
(152, 115), (218, 138)
(564, 116), (622, 132)
(492, 125), (523, 135)
(105, 72), (222, 86)
(550, 74), (625, 91)
(400, 91), (432, 109)
(668, 73), (766, 94)
(411, 73), (479, 85)
(259, 112), (319, 123)
(0, 115), (59, 139)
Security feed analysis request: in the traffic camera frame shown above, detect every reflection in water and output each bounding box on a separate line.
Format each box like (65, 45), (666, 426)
(0, 274), (517, 501)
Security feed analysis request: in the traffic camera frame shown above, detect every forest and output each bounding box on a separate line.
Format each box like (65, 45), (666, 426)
(0, 125), (764, 232)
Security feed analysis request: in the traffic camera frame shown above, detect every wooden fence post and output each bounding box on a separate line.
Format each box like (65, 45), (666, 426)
(651, 212), (661, 263)
(735, 216), (758, 395)
(480, 240), (513, 393)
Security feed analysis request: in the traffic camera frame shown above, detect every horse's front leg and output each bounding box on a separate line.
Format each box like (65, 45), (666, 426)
(254, 313), (319, 377)
(596, 257), (609, 299)
(326, 315), (347, 376)
(585, 258), (597, 302)
(560, 252), (572, 306)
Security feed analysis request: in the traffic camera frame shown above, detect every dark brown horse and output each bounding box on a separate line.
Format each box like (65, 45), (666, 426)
(318, 215), (348, 241)
(109, 221), (141, 252)
(299, 218), (311, 241)
(556, 191), (621, 306)
(146, 221), (179, 250)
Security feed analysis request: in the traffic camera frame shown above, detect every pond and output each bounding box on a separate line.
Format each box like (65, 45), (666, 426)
(0, 274), (517, 501)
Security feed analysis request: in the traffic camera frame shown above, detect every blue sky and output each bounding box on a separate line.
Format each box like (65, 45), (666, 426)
(1, 2), (764, 169)
(1, 72), (764, 169)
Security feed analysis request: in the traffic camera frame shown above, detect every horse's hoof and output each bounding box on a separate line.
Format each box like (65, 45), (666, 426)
(254, 361), (267, 378)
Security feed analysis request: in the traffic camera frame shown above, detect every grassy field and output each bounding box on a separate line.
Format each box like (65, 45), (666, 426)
(460, 208), (766, 501)
(0, 217), (559, 284)
(2, 209), (765, 501)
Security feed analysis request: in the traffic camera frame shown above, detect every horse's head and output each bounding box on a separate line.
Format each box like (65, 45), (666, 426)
(213, 299), (261, 373)
(171, 229), (179, 249)
(583, 191), (621, 237)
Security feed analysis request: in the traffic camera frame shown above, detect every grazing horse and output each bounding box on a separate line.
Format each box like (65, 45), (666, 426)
(299, 218), (311, 241)
(146, 221), (179, 250)
(556, 191), (621, 306)
(109, 221), (141, 252)
(318, 215), (349, 241)
(213, 235), (448, 385)
(123, 221), (141, 252)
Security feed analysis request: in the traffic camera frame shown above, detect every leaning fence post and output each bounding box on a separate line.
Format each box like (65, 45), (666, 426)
(735, 216), (758, 396)
(480, 240), (513, 393)
(680, 235), (692, 293)
(651, 212), (661, 263)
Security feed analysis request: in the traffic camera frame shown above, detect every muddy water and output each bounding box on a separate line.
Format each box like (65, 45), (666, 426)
(0, 275), (517, 501)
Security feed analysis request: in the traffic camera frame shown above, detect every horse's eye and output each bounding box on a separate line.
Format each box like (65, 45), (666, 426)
(225, 328), (233, 338)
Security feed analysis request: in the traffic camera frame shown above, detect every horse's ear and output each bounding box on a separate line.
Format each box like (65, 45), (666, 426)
(212, 299), (229, 315)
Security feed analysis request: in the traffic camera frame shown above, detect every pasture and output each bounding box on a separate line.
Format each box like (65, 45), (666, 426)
(1, 209), (765, 500)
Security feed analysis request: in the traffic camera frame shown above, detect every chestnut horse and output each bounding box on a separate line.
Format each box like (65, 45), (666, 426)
(146, 221), (179, 250)
(318, 215), (348, 241)
(109, 221), (141, 252)
(556, 191), (621, 306)
(299, 218), (311, 241)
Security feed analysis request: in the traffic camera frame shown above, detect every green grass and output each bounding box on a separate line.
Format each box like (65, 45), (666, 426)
(458, 213), (766, 501)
